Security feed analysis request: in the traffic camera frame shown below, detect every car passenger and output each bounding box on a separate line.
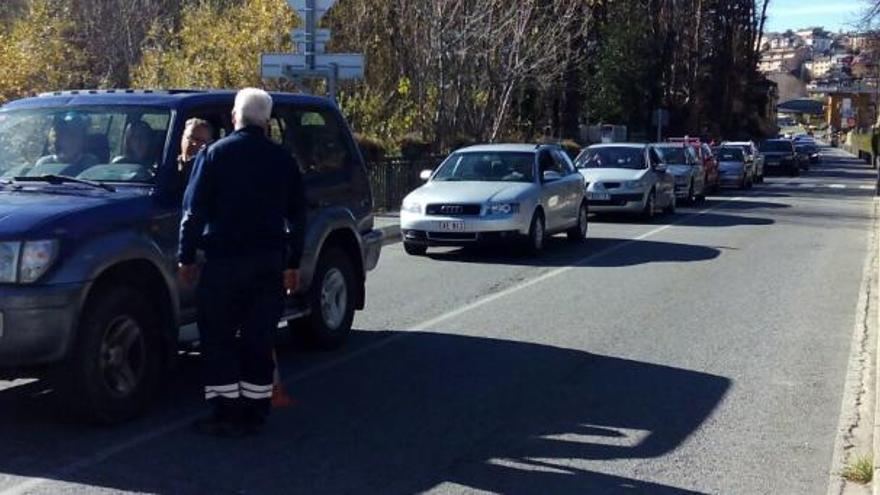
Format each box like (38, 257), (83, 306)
(177, 118), (214, 191)
(112, 120), (154, 166)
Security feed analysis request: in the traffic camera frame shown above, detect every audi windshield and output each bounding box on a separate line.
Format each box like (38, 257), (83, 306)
(0, 106), (171, 183)
(432, 152), (535, 183)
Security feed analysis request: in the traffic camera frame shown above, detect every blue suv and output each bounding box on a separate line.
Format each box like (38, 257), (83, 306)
(0, 90), (382, 421)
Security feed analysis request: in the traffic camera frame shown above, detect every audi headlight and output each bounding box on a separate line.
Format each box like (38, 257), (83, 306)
(0, 240), (58, 283)
(624, 179), (647, 189)
(487, 202), (520, 215)
(401, 200), (422, 214)
(20, 240), (58, 283)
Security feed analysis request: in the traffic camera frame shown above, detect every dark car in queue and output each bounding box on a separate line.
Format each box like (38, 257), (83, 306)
(795, 142), (820, 167)
(758, 139), (799, 177)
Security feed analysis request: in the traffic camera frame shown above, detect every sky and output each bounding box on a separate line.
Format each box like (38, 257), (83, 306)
(765, 0), (866, 33)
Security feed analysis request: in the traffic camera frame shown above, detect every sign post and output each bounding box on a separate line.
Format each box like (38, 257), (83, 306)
(261, 0), (364, 101)
(653, 108), (669, 142)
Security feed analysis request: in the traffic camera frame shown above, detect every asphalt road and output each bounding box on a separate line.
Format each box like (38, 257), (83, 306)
(0, 148), (877, 494)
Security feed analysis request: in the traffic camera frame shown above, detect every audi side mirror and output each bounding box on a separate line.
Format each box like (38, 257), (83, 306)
(542, 170), (562, 182)
(419, 169), (432, 181)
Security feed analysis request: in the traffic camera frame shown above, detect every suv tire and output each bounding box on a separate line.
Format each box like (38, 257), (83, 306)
(54, 286), (161, 423)
(305, 248), (356, 349)
(404, 242), (428, 256)
(566, 202), (588, 242)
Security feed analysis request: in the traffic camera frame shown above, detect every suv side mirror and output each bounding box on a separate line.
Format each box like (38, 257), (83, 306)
(653, 163), (667, 174)
(542, 170), (562, 182)
(419, 169), (432, 181)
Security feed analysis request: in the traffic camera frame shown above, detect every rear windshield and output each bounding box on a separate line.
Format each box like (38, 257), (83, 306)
(655, 147), (689, 164)
(0, 106), (170, 183)
(759, 140), (793, 152)
(716, 147), (744, 161)
(432, 151), (535, 182)
(575, 147), (646, 170)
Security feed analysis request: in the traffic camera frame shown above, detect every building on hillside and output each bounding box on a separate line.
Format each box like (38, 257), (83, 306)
(805, 56), (836, 79)
(768, 72), (807, 102)
(759, 46), (810, 74)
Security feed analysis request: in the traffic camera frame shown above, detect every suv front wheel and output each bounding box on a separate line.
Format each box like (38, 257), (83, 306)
(305, 248), (356, 349)
(53, 285), (162, 423)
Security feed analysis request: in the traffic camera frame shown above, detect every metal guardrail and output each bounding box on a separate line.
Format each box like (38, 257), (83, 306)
(366, 155), (447, 212)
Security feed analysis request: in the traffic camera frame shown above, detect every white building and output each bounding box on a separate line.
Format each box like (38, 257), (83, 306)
(805, 56), (835, 78)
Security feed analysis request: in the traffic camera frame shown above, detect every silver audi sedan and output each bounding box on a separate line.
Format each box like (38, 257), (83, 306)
(400, 144), (588, 256)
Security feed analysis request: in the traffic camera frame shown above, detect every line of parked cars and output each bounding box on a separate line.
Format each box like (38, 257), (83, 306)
(400, 135), (819, 257)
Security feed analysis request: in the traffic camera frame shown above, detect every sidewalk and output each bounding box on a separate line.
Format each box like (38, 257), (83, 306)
(374, 212), (401, 245)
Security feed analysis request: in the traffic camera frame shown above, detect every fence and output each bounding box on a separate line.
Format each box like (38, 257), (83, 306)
(366, 155), (447, 212)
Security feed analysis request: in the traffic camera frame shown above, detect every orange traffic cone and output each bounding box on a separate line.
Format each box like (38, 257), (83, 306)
(271, 350), (295, 408)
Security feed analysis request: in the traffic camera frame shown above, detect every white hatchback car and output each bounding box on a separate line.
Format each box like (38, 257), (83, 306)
(400, 144), (588, 256)
(575, 143), (676, 219)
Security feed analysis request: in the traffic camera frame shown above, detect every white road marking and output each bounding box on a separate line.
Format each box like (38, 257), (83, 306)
(860, 185), (875, 190)
(829, 184), (846, 189)
(0, 193), (766, 495)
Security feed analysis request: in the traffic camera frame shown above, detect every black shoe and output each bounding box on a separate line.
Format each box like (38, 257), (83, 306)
(192, 416), (247, 438)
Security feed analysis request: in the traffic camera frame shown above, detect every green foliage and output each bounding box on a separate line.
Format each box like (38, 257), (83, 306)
(0, 1), (88, 102)
(132, 0), (296, 89)
(841, 455), (873, 484)
(353, 133), (387, 162)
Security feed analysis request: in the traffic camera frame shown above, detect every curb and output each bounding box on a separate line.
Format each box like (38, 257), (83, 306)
(378, 224), (401, 246)
(875, 197), (880, 495)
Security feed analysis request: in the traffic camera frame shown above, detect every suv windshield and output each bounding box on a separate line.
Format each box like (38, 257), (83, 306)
(655, 146), (689, 164)
(0, 106), (171, 183)
(759, 140), (793, 153)
(576, 147), (646, 170)
(716, 147), (745, 161)
(432, 151), (535, 182)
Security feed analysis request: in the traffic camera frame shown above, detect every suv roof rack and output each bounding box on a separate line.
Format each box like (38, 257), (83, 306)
(37, 89), (212, 97)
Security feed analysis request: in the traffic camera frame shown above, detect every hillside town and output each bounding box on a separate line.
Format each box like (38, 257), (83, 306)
(759, 27), (878, 138)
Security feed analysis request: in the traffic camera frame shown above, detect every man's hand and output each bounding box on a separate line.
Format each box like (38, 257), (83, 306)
(179, 263), (200, 287)
(283, 269), (300, 295)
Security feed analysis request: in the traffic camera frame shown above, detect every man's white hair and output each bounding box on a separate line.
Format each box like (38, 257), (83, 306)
(233, 88), (273, 127)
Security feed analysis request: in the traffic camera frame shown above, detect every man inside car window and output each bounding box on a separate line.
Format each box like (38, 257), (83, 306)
(177, 118), (213, 191)
(34, 113), (99, 176)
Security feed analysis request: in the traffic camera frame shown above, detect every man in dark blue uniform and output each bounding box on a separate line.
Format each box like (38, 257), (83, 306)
(179, 88), (306, 436)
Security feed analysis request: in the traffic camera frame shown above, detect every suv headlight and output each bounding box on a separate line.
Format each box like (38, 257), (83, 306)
(401, 200), (421, 214)
(486, 202), (520, 215)
(0, 240), (58, 283)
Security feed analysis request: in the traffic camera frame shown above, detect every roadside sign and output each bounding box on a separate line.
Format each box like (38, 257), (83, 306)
(261, 53), (365, 80)
(287, 0), (335, 22)
(292, 28), (331, 43)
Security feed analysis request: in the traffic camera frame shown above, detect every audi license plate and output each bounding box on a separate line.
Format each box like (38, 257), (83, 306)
(588, 192), (610, 201)
(437, 221), (465, 232)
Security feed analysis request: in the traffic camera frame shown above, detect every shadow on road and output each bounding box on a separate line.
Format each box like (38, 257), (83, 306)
(597, 211), (775, 228)
(0, 331), (728, 494)
(424, 237), (723, 268)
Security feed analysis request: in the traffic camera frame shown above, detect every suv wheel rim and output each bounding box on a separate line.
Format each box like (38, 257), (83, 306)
(100, 316), (146, 398)
(320, 268), (348, 330)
